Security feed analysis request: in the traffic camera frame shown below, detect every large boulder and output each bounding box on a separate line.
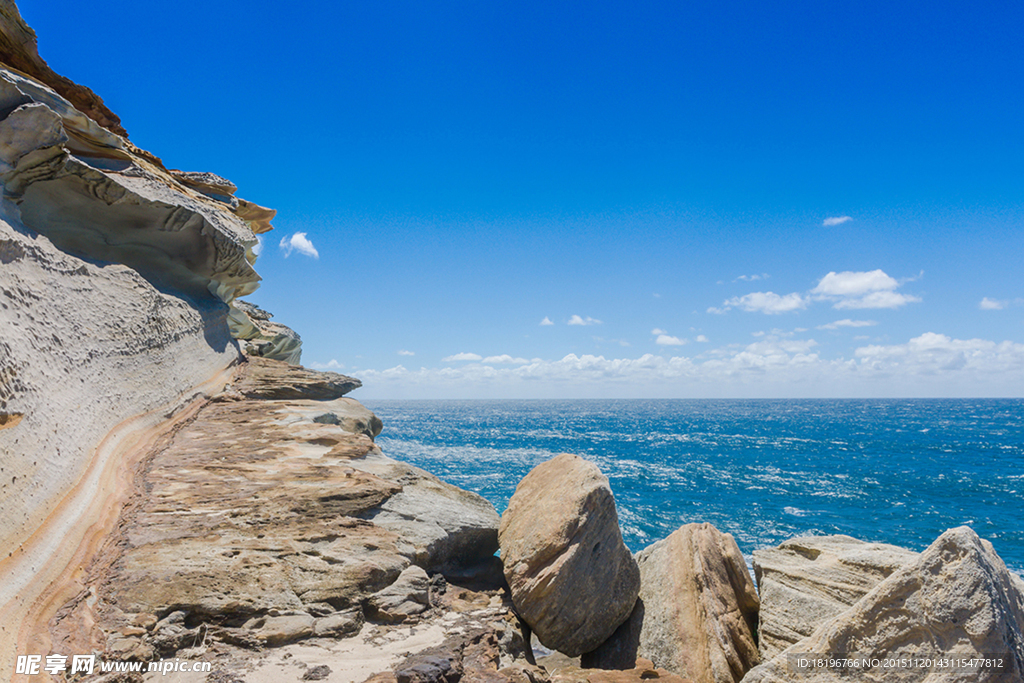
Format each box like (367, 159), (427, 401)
(752, 535), (918, 659)
(498, 454), (640, 657)
(744, 526), (1024, 682)
(584, 523), (759, 683)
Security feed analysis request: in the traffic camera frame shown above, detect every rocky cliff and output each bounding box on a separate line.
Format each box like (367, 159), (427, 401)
(0, 1), (308, 674)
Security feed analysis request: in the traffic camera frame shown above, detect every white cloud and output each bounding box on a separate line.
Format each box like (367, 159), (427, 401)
(309, 359), (344, 370)
(352, 332), (1024, 399)
(834, 291), (920, 309)
(483, 354), (531, 364)
(980, 297), (1005, 310)
(398, 350), (415, 356)
(823, 216), (853, 227)
(651, 328), (667, 335)
(855, 333), (1024, 376)
(696, 335), (709, 342)
(442, 352), (482, 362)
(812, 270), (920, 309)
(278, 232), (319, 259)
(817, 319), (878, 330)
(540, 316), (555, 326)
(813, 269), (897, 297)
(656, 334), (687, 346)
(252, 235), (263, 256)
(724, 291), (808, 314)
(735, 273), (769, 282)
(568, 315), (602, 326)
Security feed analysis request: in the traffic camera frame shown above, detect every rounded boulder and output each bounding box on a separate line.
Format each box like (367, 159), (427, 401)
(498, 453), (640, 656)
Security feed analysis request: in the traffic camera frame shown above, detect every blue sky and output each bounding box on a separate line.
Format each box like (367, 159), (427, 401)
(23, 1), (1024, 397)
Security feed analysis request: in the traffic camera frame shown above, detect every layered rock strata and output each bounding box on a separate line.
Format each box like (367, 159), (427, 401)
(0, 205), (240, 672)
(744, 526), (1024, 682)
(584, 523), (760, 683)
(49, 358), (500, 663)
(499, 453), (640, 657)
(0, 4), (312, 674)
(752, 535), (918, 659)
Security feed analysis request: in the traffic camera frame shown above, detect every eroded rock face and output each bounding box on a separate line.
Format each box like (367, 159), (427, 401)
(233, 355), (362, 400)
(0, 210), (240, 668)
(54, 359), (500, 648)
(229, 299), (303, 364)
(499, 453), (640, 657)
(752, 535), (918, 659)
(744, 526), (1024, 683)
(584, 523), (759, 683)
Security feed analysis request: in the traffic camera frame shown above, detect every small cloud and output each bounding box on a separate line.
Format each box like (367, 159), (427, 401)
(397, 350), (415, 356)
(734, 273), (769, 282)
(540, 316), (555, 326)
(723, 291), (808, 314)
(568, 315), (602, 326)
(252, 236), (263, 256)
(279, 232), (319, 259)
(309, 359), (344, 370)
(651, 328), (667, 335)
(483, 354), (530, 364)
(817, 319), (879, 330)
(653, 293), (661, 298)
(695, 335), (709, 342)
(656, 334), (687, 346)
(812, 269), (920, 309)
(980, 297), (1005, 310)
(442, 352), (482, 362)
(823, 216), (853, 227)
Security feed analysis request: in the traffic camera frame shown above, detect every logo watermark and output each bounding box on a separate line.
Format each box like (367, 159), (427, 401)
(16, 654), (212, 676)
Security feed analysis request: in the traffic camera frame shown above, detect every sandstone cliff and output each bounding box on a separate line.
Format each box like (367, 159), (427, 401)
(0, 1), (306, 673)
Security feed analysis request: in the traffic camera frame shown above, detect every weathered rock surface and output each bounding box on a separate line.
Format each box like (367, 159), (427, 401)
(368, 565), (432, 623)
(499, 453), (640, 657)
(752, 534), (918, 659)
(229, 299), (303, 364)
(744, 526), (1024, 682)
(233, 354), (362, 400)
(584, 523), (759, 683)
(93, 360), (496, 623)
(40, 358), (500, 666)
(0, 204), (241, 671)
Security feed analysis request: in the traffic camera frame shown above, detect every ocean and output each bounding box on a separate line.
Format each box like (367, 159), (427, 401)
(363, 399), (1024, 575)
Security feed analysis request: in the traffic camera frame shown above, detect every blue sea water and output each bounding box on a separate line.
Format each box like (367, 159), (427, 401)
(362, 399), (1024, 575)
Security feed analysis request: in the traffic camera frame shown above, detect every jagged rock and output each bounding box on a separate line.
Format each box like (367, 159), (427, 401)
(234, 355), (361, 400)
(368, 565), (432, 623)
(585, 523), (759, 683)
(744, 526), (1024, 682)
(499, 453), (640, 657)
(752, 535), (918, 659)
(228, 300), (302, 364)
